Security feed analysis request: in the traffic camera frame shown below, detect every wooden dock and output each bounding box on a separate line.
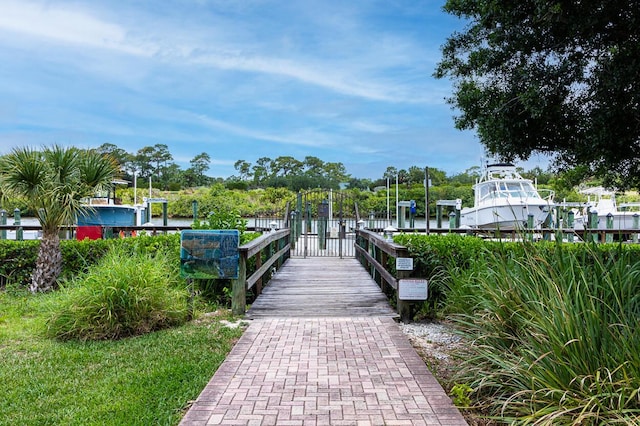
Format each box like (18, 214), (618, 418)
(181, 256), (469, 425)
(246, 257), (396, 318)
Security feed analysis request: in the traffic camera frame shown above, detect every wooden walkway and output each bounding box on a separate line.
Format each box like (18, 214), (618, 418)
(180, 257), (468, 425)
(247, 257), (396, 318)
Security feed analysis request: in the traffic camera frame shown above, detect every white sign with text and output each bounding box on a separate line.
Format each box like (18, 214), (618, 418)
(396, 257), (414, 271)
(398, 279), (428, 301)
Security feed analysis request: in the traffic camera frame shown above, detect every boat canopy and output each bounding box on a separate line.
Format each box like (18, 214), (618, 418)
(476, 180), (541, 202)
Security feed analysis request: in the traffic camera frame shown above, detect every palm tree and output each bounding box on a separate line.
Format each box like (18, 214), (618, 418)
(0, 145), (118, 292)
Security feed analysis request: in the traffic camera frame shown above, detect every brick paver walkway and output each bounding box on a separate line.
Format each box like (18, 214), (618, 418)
(180, 317), (468, 425)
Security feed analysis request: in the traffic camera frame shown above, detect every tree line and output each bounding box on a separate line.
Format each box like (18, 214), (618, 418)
(98, 142), (530, 192)
(96, 143), (213, 190)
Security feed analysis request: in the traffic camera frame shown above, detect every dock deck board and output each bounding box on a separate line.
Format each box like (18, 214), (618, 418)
(247, 257), (396, 318)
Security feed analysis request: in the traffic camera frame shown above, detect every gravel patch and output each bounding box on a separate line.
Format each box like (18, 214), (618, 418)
(399, 321), (463, 360)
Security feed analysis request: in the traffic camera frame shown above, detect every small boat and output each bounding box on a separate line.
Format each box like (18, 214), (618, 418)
(460, 163), (554, 230)
(78, 199), (144, 227)
(574, 187), (640, 231)
(77, 179), (146, 231)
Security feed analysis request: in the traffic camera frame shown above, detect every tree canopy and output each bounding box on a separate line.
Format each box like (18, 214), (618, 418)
(0, 145), (118, 292)
(436, 0), (640, 189)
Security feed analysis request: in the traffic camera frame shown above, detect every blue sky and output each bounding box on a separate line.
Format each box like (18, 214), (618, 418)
(0, 0), (545, 179)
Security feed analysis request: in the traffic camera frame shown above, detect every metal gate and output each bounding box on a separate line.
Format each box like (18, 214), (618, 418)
(289, 189), (358, 258)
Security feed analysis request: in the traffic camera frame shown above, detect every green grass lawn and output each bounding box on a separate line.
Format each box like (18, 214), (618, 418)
(0, 290), (243, 426)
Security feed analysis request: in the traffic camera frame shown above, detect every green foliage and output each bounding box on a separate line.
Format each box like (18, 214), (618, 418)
(450, 383), (473, 408)
(0, 234), (181, 289)
(59, 238), (112, 278)
(0, 145), (120, 292)
(396, 233), (640, 315)
(259, 187), (294, 211)
(445, 242), (640, 424)
(396, 234), (640, 421)
(0, 145), (119, 235)
(436, 0), (640, 189)
(46, 245), (188, 341)
(192, 207), (247, 234)
(394, 233), (486, 316)
(0, 240), (39, 288)
(0, 289), (242, 425)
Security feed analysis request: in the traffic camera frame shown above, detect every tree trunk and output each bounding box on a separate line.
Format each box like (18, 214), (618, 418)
(30, 232), (62, 293)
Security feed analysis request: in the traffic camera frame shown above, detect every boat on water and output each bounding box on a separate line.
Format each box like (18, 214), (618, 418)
(459, 163), (554, 230)
(78, 198), (145, 227)
(77, 179), (146, 237)
(574, 187), (640, 231)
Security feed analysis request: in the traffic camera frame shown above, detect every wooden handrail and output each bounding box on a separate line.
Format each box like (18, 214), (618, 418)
(355, 229), (412, 320)
(232, 229), (291, 315)
(356, 229), (409, 258)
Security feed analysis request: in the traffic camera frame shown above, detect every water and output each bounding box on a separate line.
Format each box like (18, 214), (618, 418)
(2, 217), (446, 240)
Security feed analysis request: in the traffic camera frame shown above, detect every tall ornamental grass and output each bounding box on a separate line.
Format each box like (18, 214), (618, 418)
(447, 242), (640, 425)
(46, 245), (188, 341)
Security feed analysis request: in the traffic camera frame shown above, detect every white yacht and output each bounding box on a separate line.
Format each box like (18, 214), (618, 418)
(574, 187), (640, 230)
(460, 163), (554, 230)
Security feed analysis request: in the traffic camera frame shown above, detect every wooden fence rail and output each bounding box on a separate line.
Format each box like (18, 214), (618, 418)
(232, 228), (291, 315)
(364, 226), (640, 243)
(354, 229), (413, 320)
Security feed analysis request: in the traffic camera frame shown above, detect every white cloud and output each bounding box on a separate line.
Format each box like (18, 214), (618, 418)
(0, 1), (442, 104)
(0, 0), (153, 56)
(0, 0), (483, 178)
(192, 113), (332, 148)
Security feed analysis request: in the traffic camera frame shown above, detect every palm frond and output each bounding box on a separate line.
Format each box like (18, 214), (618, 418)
(0, 147), (48, 199)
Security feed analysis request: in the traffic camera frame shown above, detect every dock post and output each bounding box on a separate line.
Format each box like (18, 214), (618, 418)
(0, 209), (6, 240)
(192, 200), (198, 222)
(317, 200), (328, 250)
(296, 193), (303, 237)
(634, 214), (639, 244)
(606, 213), (614, 243)
(162, 202), (168, 234)
(527, 213), (534, 242)
(289, 211), (297, 250)
(396, 248), (412, 323)
(448, 211), (456, 231)
(14, 208), (23, 241)
(567, 210), (575, 243)
(232, 255), (247, 315)
(588, 210), (599, 243)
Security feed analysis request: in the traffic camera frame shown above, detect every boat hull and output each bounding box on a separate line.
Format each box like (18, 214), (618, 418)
(460, 203), (551, 230)
(574, 212), (640, 231)
(78, 205), (138, 227)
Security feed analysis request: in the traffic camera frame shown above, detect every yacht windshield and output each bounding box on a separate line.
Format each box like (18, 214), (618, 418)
(479, 181), (540, 200)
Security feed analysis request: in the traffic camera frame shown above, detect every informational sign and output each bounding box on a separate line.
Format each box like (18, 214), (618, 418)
(329, 227), (339, 238)
(318, 201), (329, 218)
(180, 230), (239, 279)
(396, 257), (414, 271)
(398, 279), (428, 301)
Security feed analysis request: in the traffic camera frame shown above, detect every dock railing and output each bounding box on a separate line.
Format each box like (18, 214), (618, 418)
(354, 229), (413, 321)
(232, 228), (291, 315)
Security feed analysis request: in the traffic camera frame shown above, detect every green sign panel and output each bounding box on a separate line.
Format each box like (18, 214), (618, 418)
(180, 230), (239, 279)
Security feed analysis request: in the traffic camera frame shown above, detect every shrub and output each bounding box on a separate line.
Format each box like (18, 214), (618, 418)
(394, 233), (487, 316)
(447, 242), (640, 424)
(1, 234), (181, 289)
(46, 245), (188, 341)
(192, 207), (247, 234)
(0, 240), (39, 288)
(394, 233), (640, 316)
